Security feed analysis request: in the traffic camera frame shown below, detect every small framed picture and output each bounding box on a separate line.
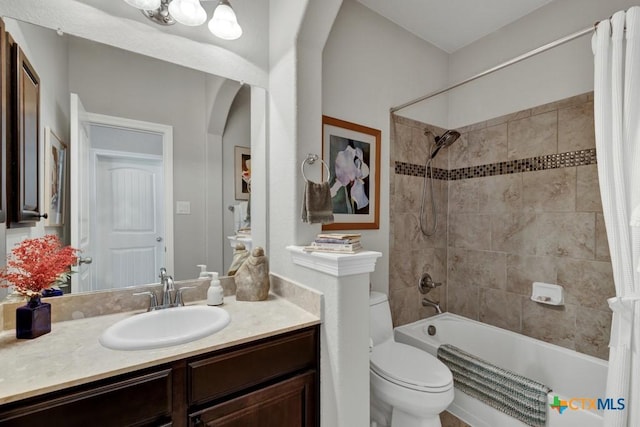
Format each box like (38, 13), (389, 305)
(234, 146), (251, 200)
(322, 116), (381, 230)
(44, 127), (67, 226)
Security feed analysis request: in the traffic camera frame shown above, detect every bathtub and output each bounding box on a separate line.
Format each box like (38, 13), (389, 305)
(394, 313), (609, 427)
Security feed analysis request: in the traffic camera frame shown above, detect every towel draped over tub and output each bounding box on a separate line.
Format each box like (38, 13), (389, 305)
(437, 344), (551, 427)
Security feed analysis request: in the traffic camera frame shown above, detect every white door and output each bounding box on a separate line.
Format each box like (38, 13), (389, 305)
(71, 98), (173, 292)
(70, 93), (95, 292)
(94, 154), (164, 290)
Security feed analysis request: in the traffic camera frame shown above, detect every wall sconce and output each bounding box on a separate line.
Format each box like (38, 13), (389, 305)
(124, 0), (243, 40)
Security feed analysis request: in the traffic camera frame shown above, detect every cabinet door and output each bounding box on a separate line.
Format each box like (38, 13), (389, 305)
(189, 372), (316, 427)
(7, 39), (42, 226)
(0, 19), (7, 223)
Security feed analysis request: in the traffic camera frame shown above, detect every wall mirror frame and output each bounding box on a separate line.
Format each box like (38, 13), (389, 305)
(0, 0), (269, 300)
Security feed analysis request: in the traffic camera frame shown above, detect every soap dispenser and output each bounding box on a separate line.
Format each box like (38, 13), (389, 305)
(207, 272), (224, 306)
(197, 264), (210, 279)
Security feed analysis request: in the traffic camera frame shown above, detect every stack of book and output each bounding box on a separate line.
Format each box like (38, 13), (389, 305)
(236, 227), (251, 236)
(304, 233), (362, 254)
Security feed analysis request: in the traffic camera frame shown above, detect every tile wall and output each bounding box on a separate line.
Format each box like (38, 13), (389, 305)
(389, 117), (449, 325)
(390, 92), (614, 360)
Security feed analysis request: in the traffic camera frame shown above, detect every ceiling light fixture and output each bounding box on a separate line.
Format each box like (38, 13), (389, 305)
(169, 0), (207, 26)
(124, 0), (243, 40)
(208, 0), (243, 40)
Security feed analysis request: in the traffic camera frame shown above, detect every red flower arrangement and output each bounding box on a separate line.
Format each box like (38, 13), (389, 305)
(0, 235), (78, 299)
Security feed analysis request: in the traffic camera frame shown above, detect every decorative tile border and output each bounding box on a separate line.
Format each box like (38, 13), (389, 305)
(395, 148), (597, 181)
(394, 162), (448, 180)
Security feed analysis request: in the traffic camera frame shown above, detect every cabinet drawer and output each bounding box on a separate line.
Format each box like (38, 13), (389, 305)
(0, 369), (172, 427)
(188, 328), (317, 406)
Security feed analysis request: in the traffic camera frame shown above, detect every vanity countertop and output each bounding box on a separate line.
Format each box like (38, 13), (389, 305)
(0, 294), (320, 405)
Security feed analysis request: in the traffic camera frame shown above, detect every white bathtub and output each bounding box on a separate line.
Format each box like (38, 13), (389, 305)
(394, 313), (608, 427)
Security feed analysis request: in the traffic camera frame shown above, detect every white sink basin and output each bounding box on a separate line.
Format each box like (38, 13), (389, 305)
(99, 305), (230, 351)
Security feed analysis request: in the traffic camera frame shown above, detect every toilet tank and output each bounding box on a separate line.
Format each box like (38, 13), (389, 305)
(370, 291), (393, 345)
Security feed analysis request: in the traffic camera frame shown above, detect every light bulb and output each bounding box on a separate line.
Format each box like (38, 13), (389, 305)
(124, 0), (161, 10)
(168, 0), (207, 26)
(208, 1), (243, 40)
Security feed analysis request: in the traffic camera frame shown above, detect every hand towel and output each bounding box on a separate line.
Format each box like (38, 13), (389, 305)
(301, 181), (334, 224)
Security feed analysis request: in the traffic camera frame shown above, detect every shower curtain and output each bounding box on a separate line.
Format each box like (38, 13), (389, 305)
(593, 7), (640, 427)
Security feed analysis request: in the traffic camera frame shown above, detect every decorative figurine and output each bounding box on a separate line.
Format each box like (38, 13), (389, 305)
(234, 247), (270, 301)
(227, 243), (250, 276)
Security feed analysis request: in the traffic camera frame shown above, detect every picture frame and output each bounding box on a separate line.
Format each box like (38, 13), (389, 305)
(234, 146), (251, 201)
(44, 127), (67, 226)
(322, 115), (381, 230)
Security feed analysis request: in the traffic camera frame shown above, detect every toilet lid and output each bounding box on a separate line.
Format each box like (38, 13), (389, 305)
(370, 341), (453, 392)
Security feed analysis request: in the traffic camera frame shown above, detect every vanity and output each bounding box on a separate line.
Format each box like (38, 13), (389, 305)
(0, 293), (321, 426)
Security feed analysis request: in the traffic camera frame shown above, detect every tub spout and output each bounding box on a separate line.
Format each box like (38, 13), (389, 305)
(422, 297), (442, 314)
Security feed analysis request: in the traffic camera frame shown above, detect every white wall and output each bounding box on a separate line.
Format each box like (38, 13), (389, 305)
(448, 0), (640, 128)
(322, 0), (449, 291)
(222, 85), (251, 271)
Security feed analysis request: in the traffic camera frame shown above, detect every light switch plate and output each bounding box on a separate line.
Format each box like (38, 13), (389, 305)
(176, 201), (191, 215)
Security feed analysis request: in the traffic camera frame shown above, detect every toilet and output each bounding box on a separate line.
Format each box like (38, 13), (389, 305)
(369, 291), (454, 427)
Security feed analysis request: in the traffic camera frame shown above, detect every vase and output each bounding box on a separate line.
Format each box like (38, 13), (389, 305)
(16, 296), (51, 339)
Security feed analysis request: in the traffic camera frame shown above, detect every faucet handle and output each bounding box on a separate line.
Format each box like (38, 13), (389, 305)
(174, 286), (196, 307)
(418, 273), (442, 294)
(133, 291), (159, 311)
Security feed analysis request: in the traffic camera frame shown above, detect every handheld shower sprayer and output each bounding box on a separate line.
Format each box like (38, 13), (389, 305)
(419, 128), (460, 236)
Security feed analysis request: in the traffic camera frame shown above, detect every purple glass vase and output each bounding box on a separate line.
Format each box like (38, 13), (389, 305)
(16, 296), (51, 339)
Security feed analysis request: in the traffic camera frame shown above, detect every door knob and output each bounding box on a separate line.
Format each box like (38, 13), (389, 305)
(78, 256), (93, 265)
(156, 237), (163, 242)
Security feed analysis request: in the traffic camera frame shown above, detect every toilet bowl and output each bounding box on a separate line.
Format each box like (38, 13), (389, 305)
(369, 292), (453, 427)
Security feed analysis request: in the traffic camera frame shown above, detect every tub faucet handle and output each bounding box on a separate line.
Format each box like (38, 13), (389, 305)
(418, 273), (441, 294)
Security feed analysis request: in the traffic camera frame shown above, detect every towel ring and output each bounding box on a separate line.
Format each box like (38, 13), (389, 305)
(301, 153), (330, 183)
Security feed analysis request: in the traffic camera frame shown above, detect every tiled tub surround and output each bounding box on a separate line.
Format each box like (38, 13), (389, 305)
(390, 92), (614, 360)
(390, 119), (449, 325)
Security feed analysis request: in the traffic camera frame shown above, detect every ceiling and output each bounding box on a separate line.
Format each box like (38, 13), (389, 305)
(74, 0), (556, 67)
(76, 0), (269, 70)
(356, 0), (556, 53)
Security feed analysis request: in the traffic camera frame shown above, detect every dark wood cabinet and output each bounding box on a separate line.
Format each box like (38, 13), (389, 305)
(0, 368), (173, 427)
(0, 326), (319, 427)
(189, 372), (316, 427)
(0, 18), (7, 223)
(6, 33), (43, 227)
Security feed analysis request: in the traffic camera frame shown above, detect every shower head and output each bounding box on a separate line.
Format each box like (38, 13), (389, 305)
(425, 129), (461, 159)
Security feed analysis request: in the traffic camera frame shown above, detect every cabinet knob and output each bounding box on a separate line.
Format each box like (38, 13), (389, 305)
(37, 213), (48, 219)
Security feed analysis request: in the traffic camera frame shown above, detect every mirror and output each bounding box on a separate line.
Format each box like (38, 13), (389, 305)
(0, 15), (262, 297)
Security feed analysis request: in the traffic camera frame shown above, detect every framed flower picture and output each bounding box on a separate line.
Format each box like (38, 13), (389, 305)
(234, 146), (251, 200)
(44, 127), (67, 226)
(322, 116), (381, 230)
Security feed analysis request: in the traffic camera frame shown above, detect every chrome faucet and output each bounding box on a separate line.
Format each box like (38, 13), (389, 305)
(134, 268), (195, 311)
(159, 267), (175, 307)
(422, 297), (443, 314)
(418, 272), (444, 315)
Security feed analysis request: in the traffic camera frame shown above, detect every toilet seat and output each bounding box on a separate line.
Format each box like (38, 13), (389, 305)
(370, 341), (453, 393)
